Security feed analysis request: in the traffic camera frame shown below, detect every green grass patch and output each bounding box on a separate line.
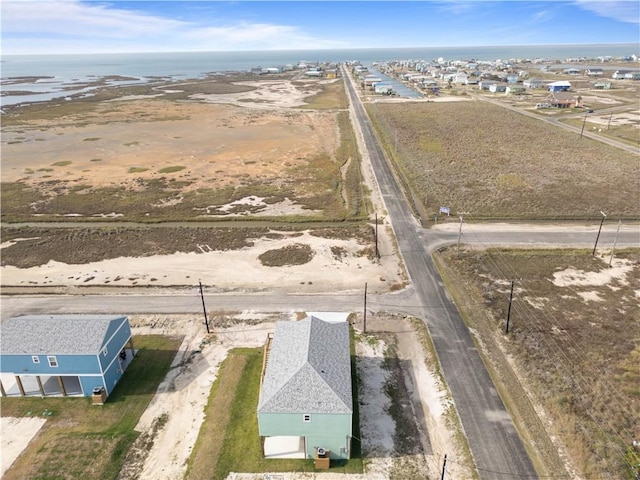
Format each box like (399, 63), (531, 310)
(128, 167), (149, 173)
(1, 335), (183, 480)
(158, 165), (186, 174)
(258, 243), (314, 266)
(188, 342), (362, 479)
(51, 161), (72, 167)
(83, 137), (101, 141)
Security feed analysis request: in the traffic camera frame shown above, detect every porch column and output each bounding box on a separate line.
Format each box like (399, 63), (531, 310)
(16, 376), (25, 396)
(57, 376), (67, 396)
(0, 380), (6, 397)
(127, 338), (135, 356)
(36, 376), (45, 396)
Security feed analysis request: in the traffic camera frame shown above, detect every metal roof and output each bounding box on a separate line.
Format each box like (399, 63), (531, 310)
(258, 316), (352, 414)
(0, 315), (128, 355)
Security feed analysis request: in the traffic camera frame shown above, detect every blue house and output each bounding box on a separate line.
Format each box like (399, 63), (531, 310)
(0, 315), (134, 399)
(258, 314), (353, 461)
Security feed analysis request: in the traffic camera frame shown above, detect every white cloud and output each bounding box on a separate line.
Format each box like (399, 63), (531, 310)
(1, 0), (186, 36)
(0, 0), (345, 54)
(532, 9), (553, 22)
(435, 0), (478, 15)
(573, 0), (640, 24)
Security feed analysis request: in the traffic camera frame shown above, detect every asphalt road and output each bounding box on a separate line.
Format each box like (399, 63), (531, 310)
(342, 67), (538, 478)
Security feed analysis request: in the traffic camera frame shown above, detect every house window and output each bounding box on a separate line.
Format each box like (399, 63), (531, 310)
(32, 356), (40, 364)
(102, 346), (108, 356)
(47, 356), (58, 367)
(303, 414), (311, 423)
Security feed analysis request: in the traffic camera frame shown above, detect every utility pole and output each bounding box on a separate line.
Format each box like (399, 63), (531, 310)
(363, 282), (367, 333)
(375, 213), (380, 259)
(580, 109), (593, 138)
(505, 280), (515, 334)
(609, 220), (622, 267)
(199, 281), (210, 334)
(592, 211), (607, 256)
(440, 454), (447, 480)
(456, 215), (464, 253)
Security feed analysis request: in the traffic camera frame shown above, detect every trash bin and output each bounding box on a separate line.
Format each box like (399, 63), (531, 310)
(92, 386), (106, 405)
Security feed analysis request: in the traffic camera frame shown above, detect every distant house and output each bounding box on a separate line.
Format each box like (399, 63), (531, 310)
(506, 85), (525, 95)
(0, 315), (134, 399)
(547, 80), (571, 92)
(624, 72), (640, 80)
(374, 83), (393, 95)
(563, 68), (581, 75)
(489, 83), (508, 93)
(452, 72), (468, 84)
(612, 70), (630, 79)
(478, 80), (496, 90)
(546, 91), (577, 108)
(594, 81), (612, 90)
(257, 314), (353, 461)
(586, 68), (604, 76)
(523, 78), (545, 89)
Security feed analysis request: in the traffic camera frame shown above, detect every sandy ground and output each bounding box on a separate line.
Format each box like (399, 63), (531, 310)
(0, 226), (403, 294)
(0, 417), (47, 477)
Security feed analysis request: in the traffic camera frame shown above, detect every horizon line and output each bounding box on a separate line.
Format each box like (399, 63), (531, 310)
(3, 42), (639, 57)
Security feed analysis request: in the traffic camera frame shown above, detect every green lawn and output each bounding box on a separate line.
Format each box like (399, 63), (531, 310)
(0, 335), (183, 480)
(187, 342), (363, 480)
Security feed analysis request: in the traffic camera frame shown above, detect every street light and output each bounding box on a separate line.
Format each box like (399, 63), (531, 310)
(580, 109), (594, 138)
(592, 211), (607, 256)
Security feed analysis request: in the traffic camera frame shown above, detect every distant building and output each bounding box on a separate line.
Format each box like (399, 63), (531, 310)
(478, 80), (496, 91)
(489, 83), (508, 93)
(546, 91), (577, 108)
(523, 78), (545, 89)
(547, 80), (571, 92)
(593, 81), (612, 90)
(612, 70), (630, 79)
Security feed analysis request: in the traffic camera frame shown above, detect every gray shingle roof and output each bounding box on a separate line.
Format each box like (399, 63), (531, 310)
(258, 316), (352, 414)
(0, 315), (127, 355)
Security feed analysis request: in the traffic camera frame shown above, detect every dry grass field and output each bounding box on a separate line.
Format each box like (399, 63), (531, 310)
(367, 100), (639, 221)
(435, 247), (640, 479)
(1, 73), (363, 222)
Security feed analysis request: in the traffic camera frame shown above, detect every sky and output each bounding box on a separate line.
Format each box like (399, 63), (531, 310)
(2, 1), (639, 55)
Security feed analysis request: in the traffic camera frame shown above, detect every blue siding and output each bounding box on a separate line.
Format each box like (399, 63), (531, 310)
(1, 354), (100, 375)
(1, 316), (133, 399)
(79, 375), (104, 396)
(97, 317), (131, 373)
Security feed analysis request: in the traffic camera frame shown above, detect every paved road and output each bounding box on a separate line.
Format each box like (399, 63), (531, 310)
(343, 66), (539, 478)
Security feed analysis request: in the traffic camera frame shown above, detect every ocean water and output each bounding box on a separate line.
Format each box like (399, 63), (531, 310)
(1, 44), (638, 106)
